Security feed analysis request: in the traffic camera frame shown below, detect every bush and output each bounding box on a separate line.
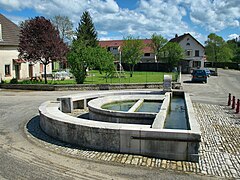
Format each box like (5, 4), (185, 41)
(19, 79), (44, 84)
(10, 78), (18, 84)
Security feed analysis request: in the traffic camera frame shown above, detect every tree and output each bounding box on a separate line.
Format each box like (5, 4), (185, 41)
(205, 33), (233, 63)
(68, 41), (114, 84)
(18, 16), (68, 84)
(75, 11), (98, 47)
(149, 33), (168, 62)
(68, 11), (104, 84)
(161, 42), (184, 71)
(51, 15), (73, 42)
(122, 36), (144, 77)
(227, 38), (240, 62)
(67, 41), (90, 84)
(93, 47), (115, 82)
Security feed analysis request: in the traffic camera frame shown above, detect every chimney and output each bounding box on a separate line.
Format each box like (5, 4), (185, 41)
(0, 24), (3, 41)
(175, 34), (178, 38)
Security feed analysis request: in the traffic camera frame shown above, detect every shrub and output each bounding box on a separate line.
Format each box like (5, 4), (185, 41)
(10, 78), (18, 84)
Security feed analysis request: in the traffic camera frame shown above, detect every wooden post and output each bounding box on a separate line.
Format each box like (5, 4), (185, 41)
(228, 93), (231, 106)
(236, 99), (239, 113)
(232, 96), (236, 109)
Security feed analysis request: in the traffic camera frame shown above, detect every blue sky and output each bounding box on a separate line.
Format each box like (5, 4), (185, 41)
(0, 0), (239, 44)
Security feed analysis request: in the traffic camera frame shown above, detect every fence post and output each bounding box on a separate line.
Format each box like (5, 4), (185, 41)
(228, 93), (231, 106)
(232, 96), (236, 109)
(236, 99), (239, 114)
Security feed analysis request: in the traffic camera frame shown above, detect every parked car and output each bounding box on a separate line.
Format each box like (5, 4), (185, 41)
(204, 68), (211, 77)
(191, 69), (208, 83)
(210, 69), (217, 76)
(53, 71), (71, 80)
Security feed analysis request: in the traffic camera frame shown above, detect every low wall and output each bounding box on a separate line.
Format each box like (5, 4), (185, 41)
(39, 90), (201, 162)
(39, 101), (200, 162)
(0, 82), (181, 91)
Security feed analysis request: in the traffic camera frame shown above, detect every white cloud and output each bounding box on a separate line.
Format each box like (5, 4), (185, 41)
(98, 31), (108, 35)
(0, 0), (32, 11)
(0, 0), (191, 39)
(90, 0), (119, 14)
(0, 0), (239, 42)
(228, 34), (239, 40)
(188, 0), (240, 32)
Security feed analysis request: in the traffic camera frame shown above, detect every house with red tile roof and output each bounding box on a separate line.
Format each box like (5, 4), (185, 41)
(0, 14), (52, 81)
(169, 33), (205, 73)
(99, 34), (205, 73)
(99, 39), (156, 63)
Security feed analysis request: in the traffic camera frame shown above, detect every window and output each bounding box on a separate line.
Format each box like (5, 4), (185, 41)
(5, 64), (10, 76)
(186, 43), (190, 46)
(144, 53), (150, 56)
(185, 50), (192, 57)
(195, 50), (199, 57)
(112, 47), (118, 50)
(193, 61), (201, 68)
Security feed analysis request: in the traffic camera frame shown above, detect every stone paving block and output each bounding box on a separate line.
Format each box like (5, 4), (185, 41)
(131, 157), (139, 165)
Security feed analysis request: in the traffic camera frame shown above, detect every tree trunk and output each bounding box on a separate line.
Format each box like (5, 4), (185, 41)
(130, 65), (134, 77)
(44, 63), (47, 84)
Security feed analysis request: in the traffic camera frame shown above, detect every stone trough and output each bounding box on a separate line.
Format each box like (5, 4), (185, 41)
(39, 90), (201, 162)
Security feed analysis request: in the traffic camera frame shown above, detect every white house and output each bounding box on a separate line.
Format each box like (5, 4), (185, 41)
(0, 14), (52, 81)
(169, 33), (205, 73)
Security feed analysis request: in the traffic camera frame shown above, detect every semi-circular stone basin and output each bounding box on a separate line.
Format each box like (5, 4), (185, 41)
(39, 90), (201, 162)
(88, 94), (164, 124)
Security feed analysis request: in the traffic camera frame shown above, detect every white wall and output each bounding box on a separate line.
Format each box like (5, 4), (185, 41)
(0, 46), (19, 81)
(0, 45), (52, 81)
(178, 34), (205, 68)
(141, 53), (156, 63)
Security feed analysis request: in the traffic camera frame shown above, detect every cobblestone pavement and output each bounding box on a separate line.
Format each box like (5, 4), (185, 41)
(195, 103), (240, 179)
(26, 102), (240, 179)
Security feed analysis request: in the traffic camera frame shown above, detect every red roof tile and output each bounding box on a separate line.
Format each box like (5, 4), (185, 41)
(99, 39), (154, 53)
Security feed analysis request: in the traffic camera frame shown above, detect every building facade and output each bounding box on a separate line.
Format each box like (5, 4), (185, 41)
(99, 34), (205, 73)
(169, 33), (205, 73)
(99, 39), (156, 63)
(0, 14), (52, 81)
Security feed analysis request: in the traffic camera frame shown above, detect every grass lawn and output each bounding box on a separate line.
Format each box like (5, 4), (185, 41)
(10, 70), (177, 85)
(46, 70), (177, 84)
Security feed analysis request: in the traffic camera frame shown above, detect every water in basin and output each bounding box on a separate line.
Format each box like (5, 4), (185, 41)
(164, 96), (189, 130)
(102, 101), (136, 111)
(137, 101), (162, 113)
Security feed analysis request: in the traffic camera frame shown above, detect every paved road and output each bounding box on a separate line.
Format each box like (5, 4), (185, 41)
(0, 69), (239, 179)
(0, 91), (210, 179)
(182, 69), (240, 105)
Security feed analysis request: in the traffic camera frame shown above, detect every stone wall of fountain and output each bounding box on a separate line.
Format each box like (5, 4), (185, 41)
(39, 90), (201, 162)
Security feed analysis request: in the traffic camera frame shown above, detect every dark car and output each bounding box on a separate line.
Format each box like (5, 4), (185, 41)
(191, 69), (208, 83)
(210, 69), (217, 76)
(204, 68), (211, 77)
